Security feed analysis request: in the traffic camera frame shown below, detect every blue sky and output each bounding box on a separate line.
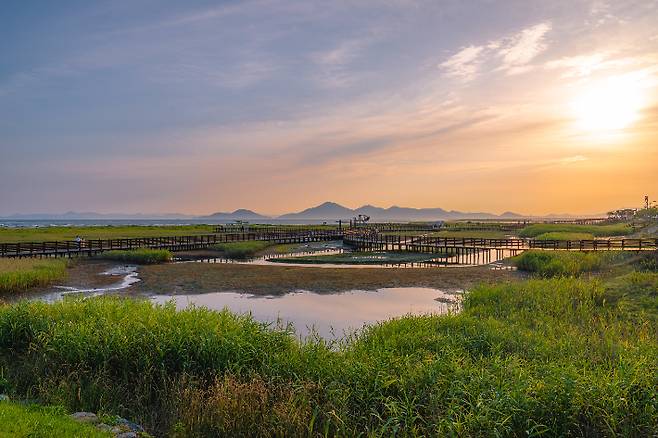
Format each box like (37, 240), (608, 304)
(1, 0), (657, 215)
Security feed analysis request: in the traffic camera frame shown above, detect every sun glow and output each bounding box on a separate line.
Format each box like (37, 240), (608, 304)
(570, 74), (646, 134)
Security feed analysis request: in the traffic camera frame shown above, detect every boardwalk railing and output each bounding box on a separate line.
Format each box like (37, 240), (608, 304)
(2, 229), (656, 258)
(344, 233), (658, 252)
(0, 230), (344, 258)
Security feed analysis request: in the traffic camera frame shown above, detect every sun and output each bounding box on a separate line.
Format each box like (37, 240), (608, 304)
(570, 74), (645, 134)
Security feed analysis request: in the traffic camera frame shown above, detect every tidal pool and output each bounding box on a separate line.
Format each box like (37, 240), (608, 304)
(151, 287), (460, 340)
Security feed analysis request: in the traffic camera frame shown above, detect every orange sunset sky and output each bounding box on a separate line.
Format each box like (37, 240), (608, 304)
(1, 1), (657, 216)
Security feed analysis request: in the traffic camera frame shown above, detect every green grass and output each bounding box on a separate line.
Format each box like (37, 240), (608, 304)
(0, 224), (343, 244)
(605, 271), (658, 317)
(0, 225), (217, 243)
(0, 401), (110, 437)
(512, 250), (631, 277)
(96, 249), (172, 264)
(211, 241), (274, 258)
(534, 232), (596, 240)
(519, 223), (632, 238)
(271, 251), (445, 265)
(0, 267), (656, 436)
(0, 259), (68, 295)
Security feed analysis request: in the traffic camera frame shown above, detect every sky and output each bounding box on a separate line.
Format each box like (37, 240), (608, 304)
(1, 0), (657, 216)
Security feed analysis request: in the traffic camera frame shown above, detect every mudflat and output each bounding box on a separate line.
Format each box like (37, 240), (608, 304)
(129, 262), (521, 295)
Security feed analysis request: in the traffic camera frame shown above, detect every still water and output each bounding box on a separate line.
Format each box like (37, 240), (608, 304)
(151, 287), (459, 339)
(29, 264), (459, 340)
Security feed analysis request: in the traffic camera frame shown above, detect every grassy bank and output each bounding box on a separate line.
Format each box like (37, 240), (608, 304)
(0, 401), (110, 437)
(0, 272), (656, 436)
(0, 224), (340, 243)
(512, 250), (630, 277)
(0, 225), (216, 243)
(271, 251), (444, 265)
(0, 258), (68, 295)
(96, 249), (172, 264)
(534, 231), (596, 240)
(211, 241), (274, 258)
(520, 223), (632, 238)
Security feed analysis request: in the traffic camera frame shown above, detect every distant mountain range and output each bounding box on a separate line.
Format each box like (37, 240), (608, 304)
(201, 209), (270, 220)
(277, 202), (525, 221)
(3, 202), (583, 222)
(3, 202), (607, 222)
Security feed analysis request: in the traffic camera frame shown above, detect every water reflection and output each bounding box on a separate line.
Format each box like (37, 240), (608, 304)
(182, 248), (519, 269)
(151, 287), (459, 340)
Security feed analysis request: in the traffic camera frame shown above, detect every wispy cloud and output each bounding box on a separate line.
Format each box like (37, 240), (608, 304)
(497, 22), (552, 74)
(439, 45), (484, 81)
(310, 32), (383, 88)
(545, 51), (653, 78)
(439, 22), (552, 80)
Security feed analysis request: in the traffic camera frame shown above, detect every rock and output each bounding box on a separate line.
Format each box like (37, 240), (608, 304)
(96, 423), (113, 432)
(111, 425), (129, 434)
(116, 433), (138, 438)
(70, 412), (99, 423)
(115, 418), (145, 433)
(0, 394), (9, 401)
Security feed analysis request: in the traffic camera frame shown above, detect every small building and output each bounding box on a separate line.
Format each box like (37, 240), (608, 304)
(607, 209), (637, 221)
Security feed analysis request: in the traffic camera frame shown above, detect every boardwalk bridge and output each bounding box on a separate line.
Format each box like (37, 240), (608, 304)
(0, 226), (656, 259)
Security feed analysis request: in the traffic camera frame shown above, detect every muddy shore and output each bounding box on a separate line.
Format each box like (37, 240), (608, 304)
(128, 262), (521, 295)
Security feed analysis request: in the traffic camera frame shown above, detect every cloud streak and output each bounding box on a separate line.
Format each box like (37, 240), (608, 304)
(439, 22), (552, 80)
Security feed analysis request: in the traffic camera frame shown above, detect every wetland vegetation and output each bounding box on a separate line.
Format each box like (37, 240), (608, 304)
(0, 258), (68, 295)
(0, 259), (656, 436)
(0, 220), (655, 436)
(0, 401), (111, 437)
(210, 241), (283, 259)
(519, 223), (633, 238)
(0, 225), (217, 242)
(96, 249), (173, 264)
(512, 250), (632, 277)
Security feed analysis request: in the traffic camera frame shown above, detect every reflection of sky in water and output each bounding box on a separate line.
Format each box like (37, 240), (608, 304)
(151, 288), (459, 340)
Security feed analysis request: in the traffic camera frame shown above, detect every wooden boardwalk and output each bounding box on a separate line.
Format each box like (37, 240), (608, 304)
(343, 234), (658, 252)
(0, 230), (344, 258)
(1, 228), (656, 259)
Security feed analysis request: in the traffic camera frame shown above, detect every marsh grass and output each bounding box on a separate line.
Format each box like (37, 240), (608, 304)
(0, 258), (68, 294)
(0, 225), (215, 243)
(96, 249), (172, 264)
(0, 273), (656, 436)
(534, 231), (596, 240)
(0, 224), (340, 243)
(520, 223), (632, 238)
(0, 401), (111, 437)
(512, 250), (630, 277)
(211, 241), (273, 258)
